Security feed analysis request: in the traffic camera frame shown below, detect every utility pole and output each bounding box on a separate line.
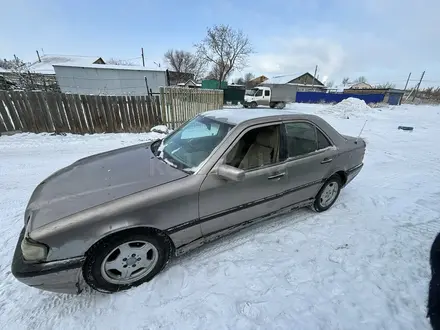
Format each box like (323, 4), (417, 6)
(36, 50), (41, 62)
(312, 65), (318, 88)
(412, 71), (425, 101)
(141, 48), (145, 67)
(404, 72), (411, 91)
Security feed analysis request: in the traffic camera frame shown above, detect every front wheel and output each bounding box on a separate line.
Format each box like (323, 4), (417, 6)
(312, 175), (342, 212)
(83, 232), (170, 293)
(250, 101), (257, 108)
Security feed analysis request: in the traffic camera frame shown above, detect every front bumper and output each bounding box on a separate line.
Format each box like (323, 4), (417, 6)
(11, 229), (86, 294)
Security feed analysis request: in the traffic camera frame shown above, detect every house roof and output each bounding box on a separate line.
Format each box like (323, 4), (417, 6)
(262, 72), (324, 86)
(28, 55), (105, 74)
(348, 82), (373, 89)
(53, 63), (165, 72)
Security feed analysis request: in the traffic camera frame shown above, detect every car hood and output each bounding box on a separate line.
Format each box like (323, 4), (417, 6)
(25, 142), (188, 232)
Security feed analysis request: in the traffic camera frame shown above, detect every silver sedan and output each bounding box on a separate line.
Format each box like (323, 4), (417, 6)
(11, 109), (365, 294)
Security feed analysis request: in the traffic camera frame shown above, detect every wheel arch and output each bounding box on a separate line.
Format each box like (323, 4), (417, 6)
(335, 170), (348, 187)
(85, 226), (176, 258)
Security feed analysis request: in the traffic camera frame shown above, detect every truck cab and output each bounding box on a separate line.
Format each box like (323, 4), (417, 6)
(243, 87), (271, 108)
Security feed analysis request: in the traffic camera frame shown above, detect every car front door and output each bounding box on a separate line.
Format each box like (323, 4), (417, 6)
(275, 121), (339, 209)
(198, 123), (288, 238)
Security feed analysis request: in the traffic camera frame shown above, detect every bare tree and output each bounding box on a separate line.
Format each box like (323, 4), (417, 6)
(195, 24), (253, 88)
(164, 49), (206, 81)
(244, 72), (255, 83)
(355, 76), (368, 83)
(376, 82), (396, 89)
(325, 80), (334, 88)
(107, 58), (137, 66)
(234, 77), (245, 85)
(342, 77), (350, 86)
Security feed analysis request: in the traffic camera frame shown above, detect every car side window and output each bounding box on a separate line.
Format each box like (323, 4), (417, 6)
(255, 89), (263, 97)
(283, 122), (318, 157)
(317, 129), (332, 149)
(264, 90), (270, 96)
(225, 125), (282, 170)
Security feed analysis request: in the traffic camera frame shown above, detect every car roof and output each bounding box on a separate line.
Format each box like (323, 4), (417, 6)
(200, 108), (320, 125)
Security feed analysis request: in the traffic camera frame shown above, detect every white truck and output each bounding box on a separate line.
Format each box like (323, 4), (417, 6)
(243, 84), (297, 109)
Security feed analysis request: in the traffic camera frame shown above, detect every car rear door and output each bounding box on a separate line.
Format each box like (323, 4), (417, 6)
(198, 123), (288, 238)
(275, 121), (339, 208)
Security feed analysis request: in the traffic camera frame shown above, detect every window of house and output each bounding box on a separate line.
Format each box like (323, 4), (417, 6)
(225, 125), (281, 170)
(264, 90), (270, 96)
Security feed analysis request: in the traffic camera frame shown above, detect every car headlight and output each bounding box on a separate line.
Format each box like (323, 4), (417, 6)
(21, 237), (48, 261)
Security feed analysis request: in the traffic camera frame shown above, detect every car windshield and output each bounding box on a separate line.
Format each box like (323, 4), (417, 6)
(156, 115), (234, 172)
(245, 89), (258, 96)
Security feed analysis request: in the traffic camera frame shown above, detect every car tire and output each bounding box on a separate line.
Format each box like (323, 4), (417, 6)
(276, 102), (286, 109)
(82, 231), (171, 293)
(250, 101), (257, 108)
(269, 102), (276, 108)
(312, 175), (342, 212)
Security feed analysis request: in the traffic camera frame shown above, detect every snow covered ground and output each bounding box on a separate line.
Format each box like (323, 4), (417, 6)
(1, 102), (439, 330)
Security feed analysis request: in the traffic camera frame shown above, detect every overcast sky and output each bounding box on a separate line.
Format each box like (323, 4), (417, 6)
(1, 0), (439, 88)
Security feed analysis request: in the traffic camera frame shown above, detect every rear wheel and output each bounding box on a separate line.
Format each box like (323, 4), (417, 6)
(276, 102), (286, 109)
(312, 175), (342, 212)
(83, 232), (170, 293)
(269, 102), (276, 108)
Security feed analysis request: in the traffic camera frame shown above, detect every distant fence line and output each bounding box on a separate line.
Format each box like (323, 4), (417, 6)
(0, 88), (224, 134)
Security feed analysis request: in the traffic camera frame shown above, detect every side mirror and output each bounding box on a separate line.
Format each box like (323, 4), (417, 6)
(217, 164), (245, 182)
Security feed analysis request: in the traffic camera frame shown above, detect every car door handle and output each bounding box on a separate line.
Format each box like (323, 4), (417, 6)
(267, 172), (286, 180)
(321, 158), (333, 164)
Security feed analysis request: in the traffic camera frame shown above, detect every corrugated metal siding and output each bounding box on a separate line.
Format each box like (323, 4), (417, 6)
(54, 66), (167, 95)
(296, 92), (385, 104)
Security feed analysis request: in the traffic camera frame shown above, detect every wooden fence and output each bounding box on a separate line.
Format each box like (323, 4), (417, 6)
(0, 88), (224, 134)
(160, 87), (224, 129)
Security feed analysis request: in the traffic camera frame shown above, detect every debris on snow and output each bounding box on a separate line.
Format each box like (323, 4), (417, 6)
(398, 126), (414, 131)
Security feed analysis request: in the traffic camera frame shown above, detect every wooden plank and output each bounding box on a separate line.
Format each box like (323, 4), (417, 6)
(138, 96), (147, 130)
(54, 92), (69, 131)
(73, 94), (88, 133)
(146, 97), (154, 129)
(0, 91), (21, 130)
(132, 96), (141, 132)
(66, 94), (82, 133)
(24, 92), (39, 132)
(81, 95), (96, 133)
(0, 95), (13, 131)
(37, 92), (54, 132)
(13, 92), (31, 132)
(96, 95), (107, 133)
(8, 92), (26, 131)
(126, 96), (135, 132)
(159, 87), (166, 126)
(61, 93), (75, 132)
(117, 96), (128, 132)
(45, 92), (63, 132)
(103, 96), (116, 132)
(27, 92), (44, 132)
(111, 96), (123, 132)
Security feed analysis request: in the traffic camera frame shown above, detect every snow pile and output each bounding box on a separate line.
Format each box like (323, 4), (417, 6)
(320, 97), (373, 119)
(151, 125), (170, 134)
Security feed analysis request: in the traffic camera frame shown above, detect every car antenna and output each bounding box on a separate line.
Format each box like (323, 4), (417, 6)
(355, 120), (367, 143)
